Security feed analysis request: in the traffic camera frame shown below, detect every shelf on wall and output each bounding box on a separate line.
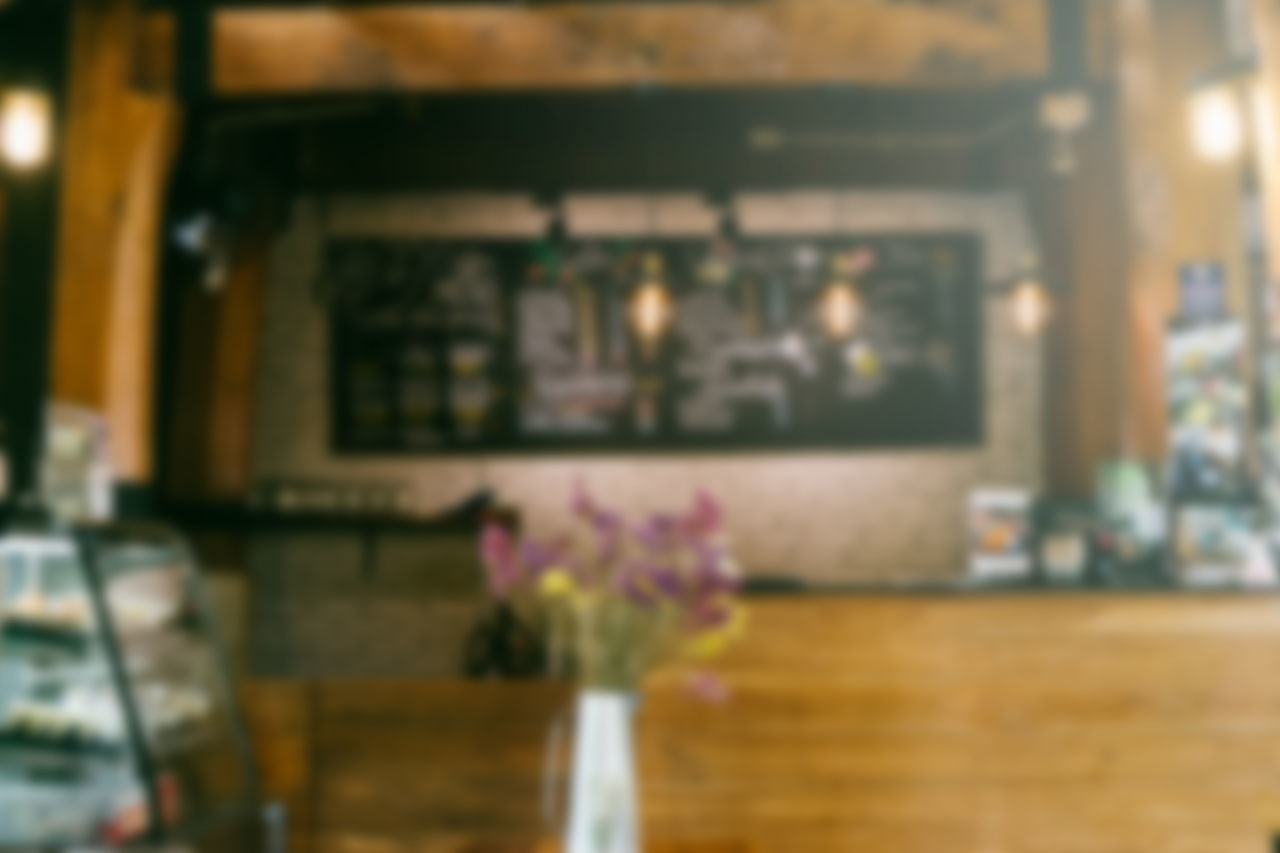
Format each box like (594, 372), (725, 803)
(159, 499), (504, 537)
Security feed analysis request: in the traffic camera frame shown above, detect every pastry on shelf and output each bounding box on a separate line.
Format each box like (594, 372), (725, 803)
(107, 567), (184, 634)
(0, 699), (123, 755)
(137, 683), (215, 744)
(2, 591), (94, 653)
(5, 589), (92, 631)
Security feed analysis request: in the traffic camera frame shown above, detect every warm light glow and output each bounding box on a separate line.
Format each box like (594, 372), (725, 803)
(0, 89), (52, 170)
(1190, 86), (1244, 163)
(819, 282), (862, 340)
(1010, 279), (1052, 337)
(629, 281), (674, 344)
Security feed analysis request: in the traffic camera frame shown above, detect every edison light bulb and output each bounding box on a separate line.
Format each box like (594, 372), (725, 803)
(819, 282), (862, 340)
(0, 90), (52, 170)
(1010, 279), (1052, 337)
(1190, 86), (1244, 163)
(629, 281), (674, 344)
(629, 254), (675, 349)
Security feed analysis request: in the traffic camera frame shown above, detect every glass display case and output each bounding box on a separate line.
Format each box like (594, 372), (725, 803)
(0, 519), (260, 851)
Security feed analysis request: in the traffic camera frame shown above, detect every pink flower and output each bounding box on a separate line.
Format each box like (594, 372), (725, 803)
(687, 671), (731, 703)
(571, 479), (598, 520)
(680, 491), (723, 539)
(479, 524), (521, 599)
(688, 596), (735, 631)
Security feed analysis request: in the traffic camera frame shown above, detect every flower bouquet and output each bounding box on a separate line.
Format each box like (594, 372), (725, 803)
(478, 484), (745, 853)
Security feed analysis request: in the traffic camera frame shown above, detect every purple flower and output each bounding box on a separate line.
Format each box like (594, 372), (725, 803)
(690, 544), (741, 597)
(573, 481), (626, 567)
(520, 537), (564, 578)
(619, 561), (685, 606)
(479, 524), (521, 599)
(650, 566), (686, 600)
(636, 513), (682, 551)
(618, 563), (660, 608)
(592, 510), (624, 565)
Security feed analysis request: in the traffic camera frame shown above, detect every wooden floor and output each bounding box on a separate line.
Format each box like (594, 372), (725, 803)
(246, 595), (1280, 852)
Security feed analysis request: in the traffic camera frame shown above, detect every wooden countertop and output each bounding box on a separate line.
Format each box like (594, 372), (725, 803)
(245, 595), (1280, 852)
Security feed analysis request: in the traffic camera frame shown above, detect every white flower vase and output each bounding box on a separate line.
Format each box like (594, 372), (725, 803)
(566, 690), (640, 853)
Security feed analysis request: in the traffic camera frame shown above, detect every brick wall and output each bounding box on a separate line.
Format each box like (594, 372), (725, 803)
(249, 190), (1042, 675)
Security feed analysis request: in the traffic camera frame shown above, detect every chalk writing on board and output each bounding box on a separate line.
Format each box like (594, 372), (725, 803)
(328, 234), (982, 452)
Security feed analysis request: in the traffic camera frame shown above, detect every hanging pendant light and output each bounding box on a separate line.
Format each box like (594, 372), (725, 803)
(819, 282), (862, 340)
(818, 253), (867, 341)
(628, 253), (675, 350)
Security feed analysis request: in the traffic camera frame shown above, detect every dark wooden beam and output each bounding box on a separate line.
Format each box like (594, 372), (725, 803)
(197, 86), (1036, 192)
(136, 0), (1050, 96)
(0, 2), (73, 502)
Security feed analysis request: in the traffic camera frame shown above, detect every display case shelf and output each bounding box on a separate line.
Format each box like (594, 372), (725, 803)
(0, 520), (262, 851)
(0, 619), (91, 656)
(0, 733), (125, 764)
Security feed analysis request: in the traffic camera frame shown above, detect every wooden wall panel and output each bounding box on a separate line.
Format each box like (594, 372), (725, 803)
(206, 238), (270, 498)
(243, 681), (315, 853)
(248, 596), (1280, 853)
(163, 236), (271, 502)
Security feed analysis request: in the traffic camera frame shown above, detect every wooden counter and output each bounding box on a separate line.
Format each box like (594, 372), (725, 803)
(244, 595), (1280, 853)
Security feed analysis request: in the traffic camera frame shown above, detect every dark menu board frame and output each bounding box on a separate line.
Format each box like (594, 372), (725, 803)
(327, 233), (984, 454)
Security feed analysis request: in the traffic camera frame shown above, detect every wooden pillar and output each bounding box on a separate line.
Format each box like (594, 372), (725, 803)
(1018, 98), (1131, 498)
(1007, 1), (1131, 497)
(51, 0), (181, 488)
(1113, 0), (1248, 466)
(1249, 0), (1280, 295)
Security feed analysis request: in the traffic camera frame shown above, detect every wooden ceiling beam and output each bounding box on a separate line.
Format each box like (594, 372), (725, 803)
(136, 0), (1048, 97)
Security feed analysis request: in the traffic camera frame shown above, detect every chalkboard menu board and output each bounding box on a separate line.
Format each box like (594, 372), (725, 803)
(328, 234), (983, 453)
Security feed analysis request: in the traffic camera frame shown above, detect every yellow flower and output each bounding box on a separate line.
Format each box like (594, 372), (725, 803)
(570, 589), (597, 614)
(687, 629), (730, 661)
(538, 568), (577, 599)
(685, 603), (748, 661)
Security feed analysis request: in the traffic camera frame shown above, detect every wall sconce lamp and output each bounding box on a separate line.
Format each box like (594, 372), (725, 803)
(994, 259), (1052, 338)
(1039, 89), (1094, 176)
(1190, 85), (1246, 163)
(1009, 276), (1053, 338)
(0, 88), (52, 171)
(1187, 52), (1258, 164)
